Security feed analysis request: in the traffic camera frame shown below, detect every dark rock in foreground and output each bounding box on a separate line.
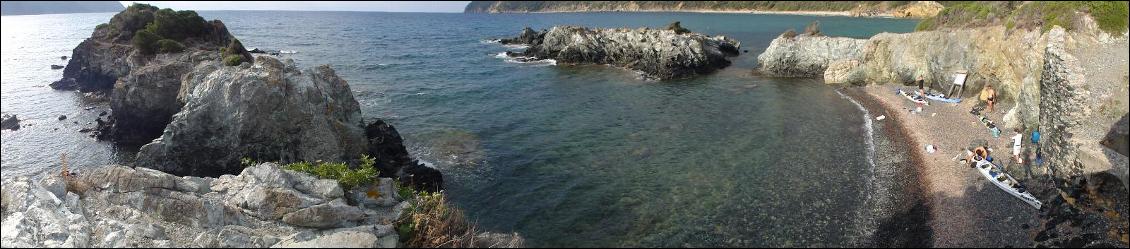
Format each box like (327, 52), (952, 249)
(499, 25), (740, 80)
(50, 65), (64, 70)
(1, 114), (19, 131)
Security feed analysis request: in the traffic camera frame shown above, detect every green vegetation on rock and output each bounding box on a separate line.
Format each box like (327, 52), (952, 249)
(156, 39), (185, 53)
(282, 155), (380, 190)
(223, 55), (244, 66)
(144, 8), (208, 41)
(131, 29), (161, 55)
(917, 1), (1129, 35)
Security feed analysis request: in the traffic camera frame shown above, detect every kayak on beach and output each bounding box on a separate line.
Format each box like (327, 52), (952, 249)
(924, 91), (962, 103)
(975, 159), (1043, 209)
(979, 116), (1002, 137)
(896, 88), (929, 105)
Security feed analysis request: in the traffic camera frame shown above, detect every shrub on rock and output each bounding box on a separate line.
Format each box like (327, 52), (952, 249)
(156, 39), (185, 53)
(223, 55), (244, 66)
(145, 8), (208, 41)
(131, 29), (161, 55)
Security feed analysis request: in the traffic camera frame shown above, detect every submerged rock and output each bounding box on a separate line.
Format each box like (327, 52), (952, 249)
(0, 163), (403, 248)
(135, 56), (370, 177)
(500, 25), (740, 80)
(1, 114), (19, 131)
(50, 64), (65, 70)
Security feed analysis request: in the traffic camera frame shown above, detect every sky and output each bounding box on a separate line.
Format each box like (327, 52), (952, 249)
(120, 1), (472, 13)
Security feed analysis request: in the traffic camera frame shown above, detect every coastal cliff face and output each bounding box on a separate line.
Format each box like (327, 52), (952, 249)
(502, 26), (740, 80)
(465, 1), (943, 18)
(757, 23), (1129, 186)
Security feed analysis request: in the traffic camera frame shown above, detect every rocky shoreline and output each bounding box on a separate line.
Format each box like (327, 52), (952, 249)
(3, 4), (517, 248)
(497, 25), (740, 80)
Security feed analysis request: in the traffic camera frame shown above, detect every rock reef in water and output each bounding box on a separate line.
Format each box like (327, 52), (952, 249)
(500, 25), (740, 80)
(1, 114), (19, 131)
(0, 163), (405, 247)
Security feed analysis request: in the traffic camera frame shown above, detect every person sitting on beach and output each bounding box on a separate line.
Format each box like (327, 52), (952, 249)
(979, 84), (997, 113)
(966, 146), (990, 168)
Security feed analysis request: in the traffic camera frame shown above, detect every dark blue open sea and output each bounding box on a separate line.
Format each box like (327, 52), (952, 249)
(1, 11), (916, 247)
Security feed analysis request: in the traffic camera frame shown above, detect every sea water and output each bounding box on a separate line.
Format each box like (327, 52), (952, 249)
(0, 11), (917, 247)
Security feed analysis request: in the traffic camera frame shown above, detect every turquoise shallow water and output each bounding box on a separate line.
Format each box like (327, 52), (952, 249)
(1, 11), (917, 247)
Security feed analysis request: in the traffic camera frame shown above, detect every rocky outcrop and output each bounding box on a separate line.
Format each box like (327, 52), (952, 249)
(757, 34), (868, 78)
(501, 26), (740, 80)
(134, 56), (370, 177)
(1, 163), (404, 248)
(108, 51), (222, 143)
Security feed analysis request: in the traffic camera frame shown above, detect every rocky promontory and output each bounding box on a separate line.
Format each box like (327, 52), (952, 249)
(51, 3), (254, 144)
(499, 25), (740, 80)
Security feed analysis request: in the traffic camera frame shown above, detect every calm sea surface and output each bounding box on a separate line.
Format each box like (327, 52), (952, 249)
(1, 11), (917, 247)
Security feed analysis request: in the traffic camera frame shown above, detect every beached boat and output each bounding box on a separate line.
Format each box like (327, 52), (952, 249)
(975, 160), (1042, 209)
(924, 92), (962, 103)
(896, 88), (929, 105)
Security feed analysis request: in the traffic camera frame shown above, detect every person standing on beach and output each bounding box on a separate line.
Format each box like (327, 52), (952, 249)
(979, 84), (997, 113)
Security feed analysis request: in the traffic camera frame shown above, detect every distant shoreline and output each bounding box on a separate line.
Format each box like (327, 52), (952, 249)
(471, 9), (920, 19)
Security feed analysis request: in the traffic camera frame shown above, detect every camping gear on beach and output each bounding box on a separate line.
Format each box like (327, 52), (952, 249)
(925, 144), (937, 153)
(896, 88), (929, 105)
(970, 103), (986, 116)
(979, 116), (1001, 138)
(946, 71), (968, 98)
(1031, 130), (1040, 144)
(975, 159), (1043, 209)
(924, 91), (962, 103)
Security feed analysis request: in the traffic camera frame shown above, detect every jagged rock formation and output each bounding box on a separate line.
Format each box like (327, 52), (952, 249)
(0, 1), (123, 16)
(1, 114), (19, 131)
(465, 1), (943, 18)
(500, 26), (740, 80)
(51, 4), (252, 144)
(133, 56), (370, 177)
(1, 163), (405, 248)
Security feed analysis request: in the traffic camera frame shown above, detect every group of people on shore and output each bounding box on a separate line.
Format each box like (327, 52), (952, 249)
(910, 74), (1027, 167)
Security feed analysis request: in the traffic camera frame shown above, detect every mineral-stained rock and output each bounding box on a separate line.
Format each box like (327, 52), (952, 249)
(500, 26), (740, 80)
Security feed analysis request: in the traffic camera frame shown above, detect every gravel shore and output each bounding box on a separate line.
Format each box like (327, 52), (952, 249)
(842, 85), (1042, 247)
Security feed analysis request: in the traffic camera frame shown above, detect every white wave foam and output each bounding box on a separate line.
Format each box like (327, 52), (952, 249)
(480, 39), (500, 44)
(279, 50), (298, 54)
(494, 52), (556, 66)
(835, 89), (884, 245)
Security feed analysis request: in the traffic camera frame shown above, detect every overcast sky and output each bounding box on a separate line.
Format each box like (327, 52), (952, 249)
(120, 1), (471, 13)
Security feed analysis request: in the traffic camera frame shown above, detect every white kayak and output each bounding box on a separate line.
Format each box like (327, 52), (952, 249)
(896, 88), (929, 105)
(975, 160), (1042, 209)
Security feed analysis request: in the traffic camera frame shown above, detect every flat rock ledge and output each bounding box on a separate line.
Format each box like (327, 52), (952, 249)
(1, 163), (405, 248)
(500, 26), (740, 80)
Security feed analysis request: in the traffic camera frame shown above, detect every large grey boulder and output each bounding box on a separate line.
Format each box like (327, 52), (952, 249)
(503, 26), (740, 80)
(135, 56), (370, 177)
(1, 163), (406, 248)
(756, 34), (867, 78)
(109, 51), (222, 143)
